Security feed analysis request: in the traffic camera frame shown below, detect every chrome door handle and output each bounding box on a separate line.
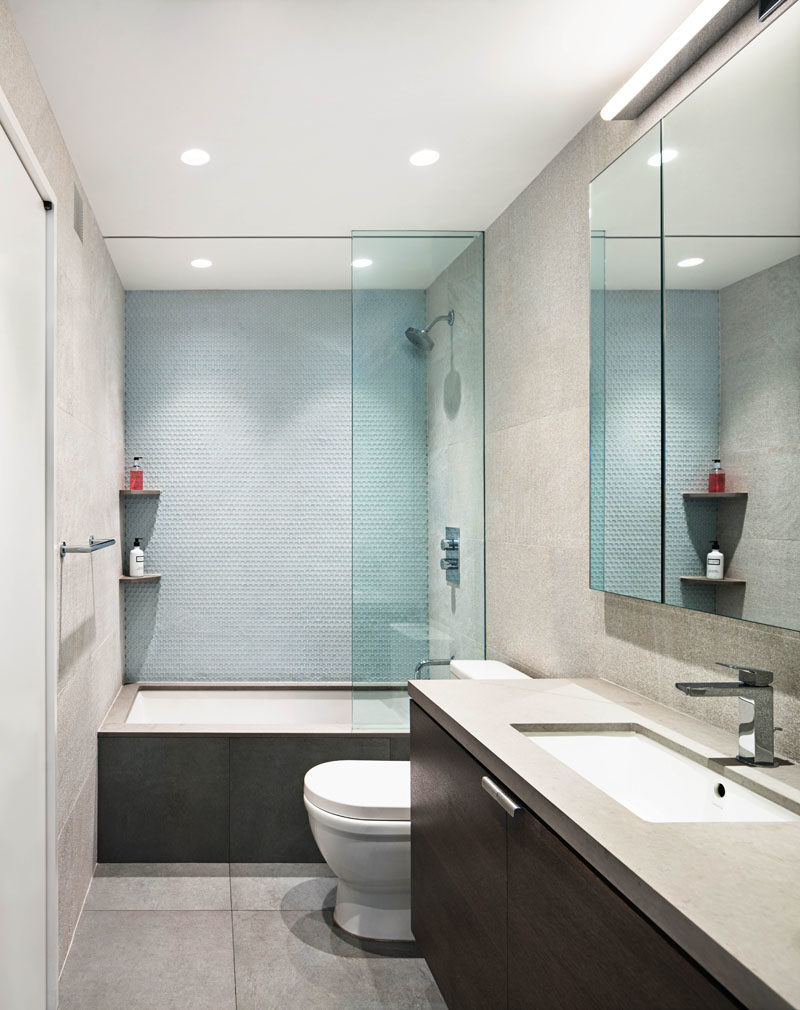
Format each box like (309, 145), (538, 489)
(481, 775), (521, 818)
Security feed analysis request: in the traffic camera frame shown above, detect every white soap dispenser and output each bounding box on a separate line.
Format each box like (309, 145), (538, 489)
(706, 540), (724, 580)
(129, 538), (145, 578)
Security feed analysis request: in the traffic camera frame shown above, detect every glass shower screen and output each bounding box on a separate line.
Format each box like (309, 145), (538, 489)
(350, 231), (485, 732)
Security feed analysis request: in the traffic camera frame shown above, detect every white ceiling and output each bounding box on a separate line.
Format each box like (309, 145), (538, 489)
(10, 0), (704, 289)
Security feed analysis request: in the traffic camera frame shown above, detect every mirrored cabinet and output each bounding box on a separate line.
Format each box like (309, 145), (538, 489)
(590, 2), (800, 633)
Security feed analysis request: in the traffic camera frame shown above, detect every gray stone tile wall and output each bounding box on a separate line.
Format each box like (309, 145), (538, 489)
(425, 238), (486, 662)
(0, 0), (126, 966)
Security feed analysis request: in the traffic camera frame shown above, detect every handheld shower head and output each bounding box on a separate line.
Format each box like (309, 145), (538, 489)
(404, 309), (454, 352)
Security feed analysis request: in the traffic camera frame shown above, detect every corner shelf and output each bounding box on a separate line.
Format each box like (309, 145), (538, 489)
(680, 576), (746, 586)
(120, 488), (162, 584)
(682, 492), (747, 500)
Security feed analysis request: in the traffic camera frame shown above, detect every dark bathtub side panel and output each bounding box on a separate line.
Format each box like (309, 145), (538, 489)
(390, 735), (411, 760)
(229, 735), (392, 862)
(98, 736), (230, 861)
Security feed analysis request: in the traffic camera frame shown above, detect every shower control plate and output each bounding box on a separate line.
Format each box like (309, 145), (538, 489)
(441, 526), (460, 586)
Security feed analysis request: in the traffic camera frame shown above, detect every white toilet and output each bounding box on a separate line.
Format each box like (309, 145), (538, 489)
(304, 759), (412, 940)
(304, 660), (529, 942)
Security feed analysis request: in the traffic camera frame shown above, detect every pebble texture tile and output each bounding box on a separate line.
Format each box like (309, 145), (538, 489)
(126, 288), (433, 686)
(663, 290), (720, 611)
(352, 288), (429, 685)
(124, 290), (352, 682)
(596, 288), (662, 601)
(590, 287), (719, 606)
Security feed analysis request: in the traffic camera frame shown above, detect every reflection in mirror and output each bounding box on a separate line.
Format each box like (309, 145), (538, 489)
(590, 2), (800, 633)
(590, 127), (662, 602)
(663, 0), (800, 632)
(664, 239), (800, 629)
(662, 0), (800, 238)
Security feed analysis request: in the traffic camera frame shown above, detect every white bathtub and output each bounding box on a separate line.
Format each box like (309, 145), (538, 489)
(127, 688), (352, 726)
(118, 685), (409, 732)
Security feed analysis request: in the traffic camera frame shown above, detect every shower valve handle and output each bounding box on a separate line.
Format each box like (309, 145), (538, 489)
(441, 538), (459, 551)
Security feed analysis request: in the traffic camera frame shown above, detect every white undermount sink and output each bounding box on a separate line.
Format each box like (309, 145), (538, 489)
(516, 727), (798, 824)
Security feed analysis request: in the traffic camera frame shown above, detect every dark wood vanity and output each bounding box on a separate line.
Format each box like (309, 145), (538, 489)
(410, 702), (743, 1010)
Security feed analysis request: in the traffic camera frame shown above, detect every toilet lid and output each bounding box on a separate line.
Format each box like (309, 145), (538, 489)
(304, 760), (410, 821)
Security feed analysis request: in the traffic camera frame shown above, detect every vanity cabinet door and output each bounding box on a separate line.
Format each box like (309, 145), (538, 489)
(410, 702), (508, 1010)
(507, 807), (742, 1010)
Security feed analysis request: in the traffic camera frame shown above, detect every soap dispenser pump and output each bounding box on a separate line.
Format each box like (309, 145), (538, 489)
(706, 540), (724, 580)
(129, 538), (145, 578)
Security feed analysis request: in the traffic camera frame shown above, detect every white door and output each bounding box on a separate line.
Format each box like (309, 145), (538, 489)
(0, 122), (48, 1007)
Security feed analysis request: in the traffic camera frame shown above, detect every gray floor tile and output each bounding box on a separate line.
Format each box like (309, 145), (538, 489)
(230, 862), (336, 911)
(232, 910), (446, 1010)
(58, 910), (236, 1010)
(86, 863), (231, 910)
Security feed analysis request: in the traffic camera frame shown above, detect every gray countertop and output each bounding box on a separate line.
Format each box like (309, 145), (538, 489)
(408, 677), (800, 1010)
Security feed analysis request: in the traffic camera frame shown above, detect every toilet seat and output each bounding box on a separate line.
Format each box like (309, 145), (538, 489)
(304, 760), (410, 821)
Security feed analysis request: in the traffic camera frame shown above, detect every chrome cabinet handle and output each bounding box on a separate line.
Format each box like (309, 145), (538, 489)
(481, 775), (521, 818)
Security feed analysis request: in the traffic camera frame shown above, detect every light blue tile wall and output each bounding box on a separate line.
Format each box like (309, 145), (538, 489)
(664, 290), (720, 610)
(592, 289), (719, 607)
(124, 290), (352, 682)
(352, 289), (428, 684)
(589, 285), (606, 589)
(602, 291), (662, 601)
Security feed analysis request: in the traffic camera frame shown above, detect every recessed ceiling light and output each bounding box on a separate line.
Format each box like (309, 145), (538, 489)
(181, 148), (210, 166)
(352, 258), (373, 269)
(647, 148), (678, 167)
(409, 149), (440, 167)
(191, 258), (213, 269)
(677, 257), (704, 268)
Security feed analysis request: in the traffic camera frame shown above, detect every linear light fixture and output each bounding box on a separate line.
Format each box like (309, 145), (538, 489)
(601, 0), (753, 121)
(759, 0), (788, 20)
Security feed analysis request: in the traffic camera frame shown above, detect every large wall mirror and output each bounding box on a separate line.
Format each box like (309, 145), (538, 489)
(590, 2), (800, 632)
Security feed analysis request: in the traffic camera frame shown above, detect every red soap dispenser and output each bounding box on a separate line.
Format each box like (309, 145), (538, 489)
(129, 456), (143, 490)
(708, 459), (726, 493)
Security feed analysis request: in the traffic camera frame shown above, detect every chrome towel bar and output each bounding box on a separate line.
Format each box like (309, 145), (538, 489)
(60, 535), (116, 558)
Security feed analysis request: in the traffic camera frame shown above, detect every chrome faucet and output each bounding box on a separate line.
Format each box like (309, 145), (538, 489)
(675, 663), (777, 766)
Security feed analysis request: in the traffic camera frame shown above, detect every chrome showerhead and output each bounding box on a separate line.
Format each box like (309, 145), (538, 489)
(405, 326), (435, 352)
(404, 309), (454, 352)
